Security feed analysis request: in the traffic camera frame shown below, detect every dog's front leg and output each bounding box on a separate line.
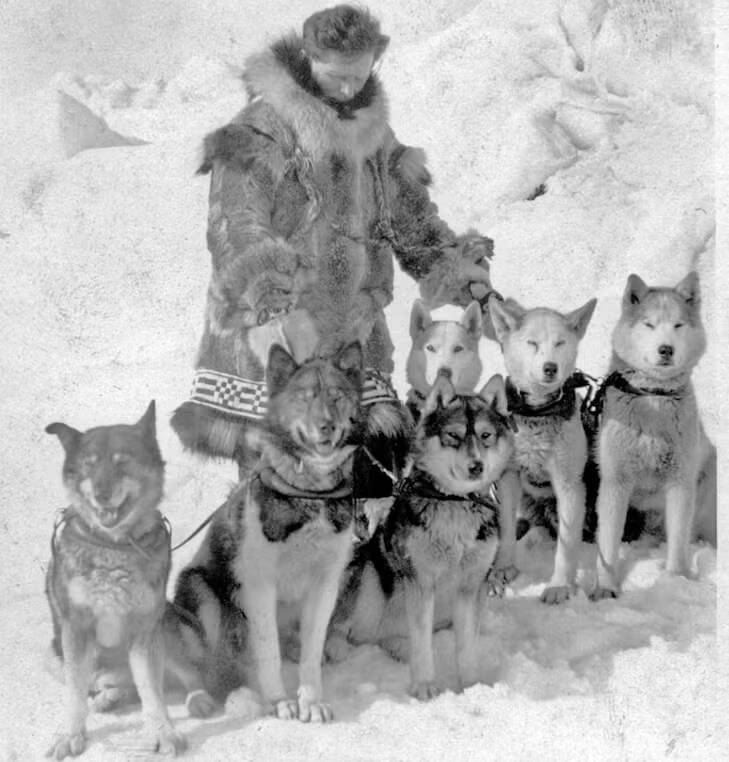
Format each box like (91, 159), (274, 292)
(297, 570), (345, 723)
(592, 471), (633, 600)
(664, 479), (696, 578)
(241, 579), (295, 719)
(490, 469), (520, 593)
(405, 581), (438, 700)
(453, 583), (482, 691)
(47, 624), (94, 760)
(128, 627), (187, 756)
(543, 469), (586, 604)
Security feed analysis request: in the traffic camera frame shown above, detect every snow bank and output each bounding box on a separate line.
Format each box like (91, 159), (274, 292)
(0, 0), (720, 759)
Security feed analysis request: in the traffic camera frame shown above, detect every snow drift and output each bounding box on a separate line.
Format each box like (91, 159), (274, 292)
(0, 0), (720, 759)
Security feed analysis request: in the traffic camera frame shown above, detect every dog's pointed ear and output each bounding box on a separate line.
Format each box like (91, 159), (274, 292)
(45, 422), (82, 454)
(267, 343), (299, 396)
(334, 341), (364, 388)
(460, 300), (482, 339)
(409, 299), (432, 339)
(488, 295), (524, 342)
(423, 371), (456, 415)
(479, 374), (508, 418)
(623, 274), (649, 308)
(137, 400), (157, 439)
(565, 298), (597, 339)
(675, 271), (700, 307)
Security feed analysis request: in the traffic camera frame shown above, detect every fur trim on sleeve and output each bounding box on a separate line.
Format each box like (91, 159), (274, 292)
(391, 145), (432, 187)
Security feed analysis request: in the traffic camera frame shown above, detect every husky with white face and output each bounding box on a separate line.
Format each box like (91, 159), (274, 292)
(487, 294), (597, 604)
(591, 272), (716, 599)
(406, 299), (483, 402)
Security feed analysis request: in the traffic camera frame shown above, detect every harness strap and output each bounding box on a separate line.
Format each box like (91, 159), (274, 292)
(257, 466), (353, 500)
(583, 370), (688, 426)
(506, 371), (593, 421)
(52, 508), (171, 559)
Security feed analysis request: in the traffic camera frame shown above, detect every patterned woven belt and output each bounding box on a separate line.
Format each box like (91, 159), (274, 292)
(189, 367), (398, 421)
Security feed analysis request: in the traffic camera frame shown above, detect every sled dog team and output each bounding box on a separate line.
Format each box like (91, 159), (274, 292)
(45, 272), (715, 758)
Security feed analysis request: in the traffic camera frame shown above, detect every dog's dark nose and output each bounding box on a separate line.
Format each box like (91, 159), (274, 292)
(437, 367), (452, 379)
(468, 461), (484, 477)
(658, 344), (674, 359)
(543, 362), (558, 379)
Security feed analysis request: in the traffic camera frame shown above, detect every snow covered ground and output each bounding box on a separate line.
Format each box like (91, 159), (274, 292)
(0, 0), (723, 759)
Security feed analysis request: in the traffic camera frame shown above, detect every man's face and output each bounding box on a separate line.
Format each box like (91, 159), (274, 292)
(310, 50), (376, 102)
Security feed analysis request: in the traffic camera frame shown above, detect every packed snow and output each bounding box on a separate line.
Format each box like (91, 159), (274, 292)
(0, 0), (723, 759)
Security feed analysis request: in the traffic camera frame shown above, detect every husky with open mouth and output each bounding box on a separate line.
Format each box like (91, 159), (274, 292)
(173, 342), (364, 722)
(44, 403), (191, 759)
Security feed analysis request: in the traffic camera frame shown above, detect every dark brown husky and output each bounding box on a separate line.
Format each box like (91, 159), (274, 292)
(45, 403), (196, 759)
(173, 342), (364, 722)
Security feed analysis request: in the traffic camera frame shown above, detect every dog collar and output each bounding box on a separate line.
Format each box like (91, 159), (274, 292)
(257, 466), (353, 500)
(397, 471), (498, 507)
(505, 373), (591, 421)
(189, 367), (398, 421)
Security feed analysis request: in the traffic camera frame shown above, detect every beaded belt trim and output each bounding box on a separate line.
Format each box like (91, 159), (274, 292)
(189, 367), (398, 421)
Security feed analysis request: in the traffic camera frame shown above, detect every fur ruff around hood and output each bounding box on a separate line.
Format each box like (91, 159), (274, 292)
(242, 35), (390, 163)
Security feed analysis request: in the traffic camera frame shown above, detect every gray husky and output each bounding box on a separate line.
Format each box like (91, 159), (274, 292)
(591, 272), (716, 599)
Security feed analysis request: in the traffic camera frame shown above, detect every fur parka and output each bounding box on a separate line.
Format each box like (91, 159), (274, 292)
(173, 35), (494, 460)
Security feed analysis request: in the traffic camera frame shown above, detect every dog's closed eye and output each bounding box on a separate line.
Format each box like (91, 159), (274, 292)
(442, 431), (462, 447)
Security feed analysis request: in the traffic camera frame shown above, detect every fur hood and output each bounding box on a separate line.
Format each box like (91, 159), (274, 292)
(242, 35), (389, 162)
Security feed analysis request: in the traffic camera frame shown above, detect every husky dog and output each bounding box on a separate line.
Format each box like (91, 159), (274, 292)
(327, 374), (514, 699)
(44, 403), (189, 759)
(488, 294), (597, 604)
(173, 342), (363, 722)
(406, 299), (483, 411)
(591, 272), (716, 599)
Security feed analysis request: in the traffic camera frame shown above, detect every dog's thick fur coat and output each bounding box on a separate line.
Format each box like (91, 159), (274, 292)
(488, 294), (597, 604)
(327, 374), (514, 699)
(44, 403), (188, 759)
(592, 272), (716, 598)
(173, 343), (365, 721)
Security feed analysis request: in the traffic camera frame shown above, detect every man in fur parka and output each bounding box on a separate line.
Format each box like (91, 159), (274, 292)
(172, 5), (496, 485)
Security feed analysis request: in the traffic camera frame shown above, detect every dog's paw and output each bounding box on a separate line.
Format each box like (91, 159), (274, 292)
(272, 698), (299, 720)
(298, 698), (334, 723)
(297, 685), (333, 723)
(151, 726), (187, 756)
(486, 565), (519, 597)
(46, 731), (86, 759)
(540, 585), (572, 605)
(588, 586), (619, 602)
(185, 688), (218, 718)
(324, 632), (352, 663)
(664, 563), (695, 580)
(409, 680), (441, 701)
(91, 686), (132, 713)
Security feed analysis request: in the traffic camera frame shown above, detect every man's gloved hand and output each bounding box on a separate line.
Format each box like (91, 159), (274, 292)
(455, 231), (495, 307)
